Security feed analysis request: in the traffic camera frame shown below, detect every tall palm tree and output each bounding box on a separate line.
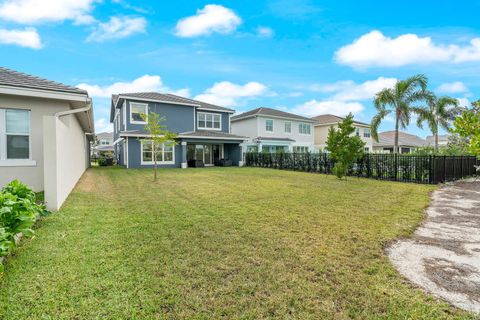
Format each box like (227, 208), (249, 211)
(371, 74), (430, 153)
(416, 95), (460, 152)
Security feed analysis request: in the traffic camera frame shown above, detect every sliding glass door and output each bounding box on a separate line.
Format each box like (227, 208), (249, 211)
(187, 144), (222, 165)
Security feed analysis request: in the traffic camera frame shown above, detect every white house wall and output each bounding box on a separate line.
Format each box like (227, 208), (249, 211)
(256, 116), (314, 148)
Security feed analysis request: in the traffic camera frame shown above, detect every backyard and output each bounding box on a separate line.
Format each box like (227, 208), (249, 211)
(0, 167), (475, 319)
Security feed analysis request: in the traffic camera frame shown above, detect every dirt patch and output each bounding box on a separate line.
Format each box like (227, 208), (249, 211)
(388, 179), (480, 314)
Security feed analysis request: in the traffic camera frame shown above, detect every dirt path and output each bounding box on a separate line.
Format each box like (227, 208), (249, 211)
(388, 179), (480, 314)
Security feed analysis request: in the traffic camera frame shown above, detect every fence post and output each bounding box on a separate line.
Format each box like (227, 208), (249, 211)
(394, 153), (398, 181)
(429, 155), (434, 184)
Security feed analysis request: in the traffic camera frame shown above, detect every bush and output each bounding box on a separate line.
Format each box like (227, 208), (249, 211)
(333, 162), (347, 179)
(0, 180), (50, 271)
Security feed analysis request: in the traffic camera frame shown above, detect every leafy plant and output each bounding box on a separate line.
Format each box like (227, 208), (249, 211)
(325, 113), (365, 179)
(451, 100), (480, 157)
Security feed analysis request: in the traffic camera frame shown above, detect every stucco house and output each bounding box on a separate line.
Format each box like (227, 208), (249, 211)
(311, 114), (373, 152)
(372, 131), (426, 153)
(92, 131), (114, 155)
(426, 134), (450, 147)
(0, 67), (94, 210)
(111, 92), (246, 168)
(230, 107), (315, 153)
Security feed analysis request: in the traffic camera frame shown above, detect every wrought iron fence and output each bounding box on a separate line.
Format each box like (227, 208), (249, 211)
(244, 152), (479, 184)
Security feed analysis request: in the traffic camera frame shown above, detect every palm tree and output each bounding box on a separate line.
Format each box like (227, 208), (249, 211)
(371, 74), (430, 153)
(416, 95), (460, 152)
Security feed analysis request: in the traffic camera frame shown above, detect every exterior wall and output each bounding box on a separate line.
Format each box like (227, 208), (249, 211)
(231, 117), (258, 143)
(43, 114), (89, 210)
(0, 95), (72, 191)
(257, 116), (314, 150)
(126, 138), (181, 168)
(223, 144), (242, 165)
(314, 123), (373, 151)
(195, 110), (230, 133)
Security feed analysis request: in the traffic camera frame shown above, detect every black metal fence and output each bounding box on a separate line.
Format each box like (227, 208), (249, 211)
(244, 152), (479, 184)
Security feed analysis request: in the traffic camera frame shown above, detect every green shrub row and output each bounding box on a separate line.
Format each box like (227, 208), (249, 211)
(0, 180), (50, 272)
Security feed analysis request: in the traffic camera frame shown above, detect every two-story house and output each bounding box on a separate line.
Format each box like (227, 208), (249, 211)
(230, 107), (315, 153)
(92, 131), (113, 156)
(311, 114), (373, 152)
(110, 92), (246, 168)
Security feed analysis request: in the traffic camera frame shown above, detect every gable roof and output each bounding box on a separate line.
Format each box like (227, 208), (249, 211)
(311, 114), (370, 126)
(0, 66), (87, 95)
(110, 92), (234, 121)
(231, 107), (315, 122)
(426, 134), (450, 145)
(374, 131), (427, 147)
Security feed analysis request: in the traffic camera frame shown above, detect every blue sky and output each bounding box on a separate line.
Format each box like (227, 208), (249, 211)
(1, 0), (479, 136)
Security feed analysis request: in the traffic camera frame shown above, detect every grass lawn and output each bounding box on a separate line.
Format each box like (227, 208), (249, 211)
(0, 167), (475, 319)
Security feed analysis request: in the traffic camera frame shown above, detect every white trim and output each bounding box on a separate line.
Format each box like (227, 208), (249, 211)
(0, 159), (36, 167)
(113, 137), (124, 145)
(140, 139), (175, 165)
(197, 112), (222, 131)
(123, 101), (126, 129)
(119, 132), (246, 141)
(129, 102), (148, 124)
(197, 107), (234, 114)
(231, 114), (316, 123)
(314, 122), (370, 128)
(0, 85), (88, 102)
(125, 137), (129, 168)
(0, 108), (32, 162)
(120, 95), (199, 107)
(265, 119), (274, 132)
(284, 121), (292, 134)
(298, 122), (312, 135)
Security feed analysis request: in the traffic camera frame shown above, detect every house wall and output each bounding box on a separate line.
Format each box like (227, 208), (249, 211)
(231, 117), (258, 142)
(314, 123), (373, 151)
(0, 95), (72, 191)
(256, 116), (314, 149)
(126, 138), (181, 168)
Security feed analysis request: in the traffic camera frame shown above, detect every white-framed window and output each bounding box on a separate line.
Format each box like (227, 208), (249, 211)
(100, 140), (110, 145)
(355, 127), (360, 137)
(0, 108), (31, 161)
(298, 123), (311, 135)
(364, 147), (370, 152)
(284, 121), (291, 133)
(130, 102), (148, 124)
(265, 119), (273, 132)
(364, 128), (371, 138)
(197, 112), (221, 130)
(141, 140), (175, 164)
(293, 146), (309, 153)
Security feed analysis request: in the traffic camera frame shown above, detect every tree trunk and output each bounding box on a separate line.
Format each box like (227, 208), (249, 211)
(394, 115), (400, 154)
(153, 142), (158, 181)
(435, 133), (439, 153)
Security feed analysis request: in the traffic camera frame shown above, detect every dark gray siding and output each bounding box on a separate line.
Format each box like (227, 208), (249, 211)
(127, 138), (181, 168)
(194, 110), (230, 133)
(224, 144), (242, 165)
(126, 100), (195, 133)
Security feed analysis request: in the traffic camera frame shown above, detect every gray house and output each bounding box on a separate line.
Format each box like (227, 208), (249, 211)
(110, 92), (246, 168)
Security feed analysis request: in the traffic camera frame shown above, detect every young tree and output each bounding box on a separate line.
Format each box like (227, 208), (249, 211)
(371, 74), (430, 153)
(141, 112), (178, 180)
(451, 100), (480, 156)
(415, 95), (460, 152)
(325, 113), (365, 179)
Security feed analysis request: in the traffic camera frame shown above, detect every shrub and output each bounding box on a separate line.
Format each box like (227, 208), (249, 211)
(0, 180), (50, 272)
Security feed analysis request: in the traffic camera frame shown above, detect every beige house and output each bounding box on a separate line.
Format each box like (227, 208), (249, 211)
(311, 114), (373, 152)
(372, 131), (426, 153)
(0, 67), (94, 210)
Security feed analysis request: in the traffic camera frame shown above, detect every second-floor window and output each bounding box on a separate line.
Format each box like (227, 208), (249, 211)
(198, 112), (221, 130)
(265, 119), (273, 132)
(364, 128), (371, 138)
(355, 127), (360, 137)
(130, 102), (148, 124)
(299, 123), (311, 135)
(284, 122), (291, 133)
(1, 109), (30, 160)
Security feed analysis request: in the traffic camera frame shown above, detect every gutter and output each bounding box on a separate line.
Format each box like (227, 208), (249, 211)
(54, 97), (94, 134)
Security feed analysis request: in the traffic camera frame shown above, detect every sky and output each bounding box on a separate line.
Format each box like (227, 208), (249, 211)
(1, 0), (479, 137)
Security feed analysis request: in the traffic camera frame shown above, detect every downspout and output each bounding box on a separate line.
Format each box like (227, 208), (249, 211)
(54, 97), (94, 134)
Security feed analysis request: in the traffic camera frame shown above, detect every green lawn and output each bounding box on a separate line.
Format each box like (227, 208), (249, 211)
(0, 167), (475, 319)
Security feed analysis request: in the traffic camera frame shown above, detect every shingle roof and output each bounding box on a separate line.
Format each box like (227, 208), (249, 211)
(0, 66), (87, 95)
(311, 114), (369, 126)
(426, 134), (450, 145)
(231, 107), (315, 122)
(179, 130), (247, 140)
(113, 92), (234, 112)
(374, 131), (427, 147)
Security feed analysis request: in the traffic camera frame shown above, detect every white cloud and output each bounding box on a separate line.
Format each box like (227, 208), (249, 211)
(309, 77), (397, 101)
(457, 97), (470, 108)
(0, 0), (96, 24)
(174, 4), (241, 37)
(195, 81), (268, 107)
(335, 30), (480, 68)
(257, 26), (274, 38)
(436, 81), (468, 94)
(0, 27), (41, 49)
(292, 99), (365, 117)
(87, 16), (146, 42)
(77, 75), (189, 98)
(95, 118), (112, 133)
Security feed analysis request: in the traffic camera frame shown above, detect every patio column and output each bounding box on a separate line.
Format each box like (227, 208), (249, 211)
(181, 141), (187, 168)
(238, 144), (244, 167)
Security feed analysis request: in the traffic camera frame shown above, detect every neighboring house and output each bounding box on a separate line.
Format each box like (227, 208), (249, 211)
(92, 131), (114, 155)
(0, 67), (94, 210)
(230, 107), (315, 153)
(426, 134), (450, 147)
(372, 131), (426, 153)
(311, 114), (373, 152)
(111, 92), (246, 168)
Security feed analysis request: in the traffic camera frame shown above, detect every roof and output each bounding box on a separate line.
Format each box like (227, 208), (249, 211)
(426, 134), (450, 145)
(178, 130), (247, 140)
(374, 131), (427, 147)
(0, 66), (87, 95)
(96, 132), (113, 140)
(231, 107), (315, 122)
(311, 114), (370, 126)
(94, 145), (114, 152)
(111, 92), (234, 121)
(254, 136), (295, 142)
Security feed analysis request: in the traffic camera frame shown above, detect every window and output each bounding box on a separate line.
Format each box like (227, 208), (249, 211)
(247, 145), (258, 152)
(1, 109), (30, 160)
(364, 128), (371, 138)
(293, 146), (309, 153)
(197, 112), (221, 130)
(265, 119), (273, 132)
(130, 103), (148, 124)
(141, 140), (174, 164)
(284, 122), (291, 133)
(299, 123), (311, 135)
(364, 147), (370, 152)
(100, 140), (109, 145)
(355, 127), (360, 137)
